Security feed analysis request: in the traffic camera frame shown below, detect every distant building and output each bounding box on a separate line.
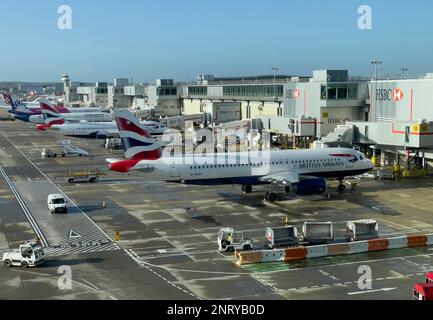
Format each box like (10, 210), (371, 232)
(146, 79), (181, 116)
(108, 78), (131, 108)
(19, 84), (44, 95)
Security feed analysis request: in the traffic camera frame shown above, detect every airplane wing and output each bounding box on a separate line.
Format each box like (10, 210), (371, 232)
(259, 171), (300, 185)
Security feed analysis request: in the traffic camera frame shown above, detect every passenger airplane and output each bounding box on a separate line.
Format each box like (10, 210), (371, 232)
(33, 101), (112, 125)
(106, 111), (375, 201)
(37, 103), (166, 138)
(1, 93), (105, 123)
(1, 93), (70, 122)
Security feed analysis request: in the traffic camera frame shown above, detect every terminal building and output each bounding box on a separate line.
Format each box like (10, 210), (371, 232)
(57, 70), (433, 166)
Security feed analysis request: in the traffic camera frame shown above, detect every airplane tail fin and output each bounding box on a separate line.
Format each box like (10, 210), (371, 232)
(10, 95), (27, 111)
(1, 93), (12, 106)
(36, 101), (65, 130)
(114, 110), (161, 160)
(107, 110), (161, 173)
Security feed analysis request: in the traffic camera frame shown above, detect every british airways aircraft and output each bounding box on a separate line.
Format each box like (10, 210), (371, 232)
(35, 101), (112, 128)
(37, 102), (166, 138)
(1, 93), (105, 123)
(106, 111), (374, 201)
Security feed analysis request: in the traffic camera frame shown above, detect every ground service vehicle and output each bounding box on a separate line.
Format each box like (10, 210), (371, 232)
(217, 228), (253, 252)
(47, 193), (68, 213)
(413, 283), (433, 300)
(426, 272), (433, 283)
(2, 241), (45, 268)
(265, 226), (299, 249)
(41, 148), (65, 158)
(65, 169), (103, 183)
(346, 220), (379, 241)
(105, 137), (123, 150)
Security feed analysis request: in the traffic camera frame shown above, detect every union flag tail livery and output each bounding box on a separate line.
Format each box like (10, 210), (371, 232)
(115, 110), (161, 160)
(36, 101), (65, 130)
(1, 93), (11, 106)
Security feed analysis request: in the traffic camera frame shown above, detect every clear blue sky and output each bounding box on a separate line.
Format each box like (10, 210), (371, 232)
(1, 0), (432, 82)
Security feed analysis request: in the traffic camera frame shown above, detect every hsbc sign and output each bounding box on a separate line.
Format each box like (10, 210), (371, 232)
(286, 89), (301, 100)
(376, 88), (404, 102)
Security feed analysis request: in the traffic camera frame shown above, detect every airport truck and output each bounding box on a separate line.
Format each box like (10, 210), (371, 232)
(426, 272), (433, 283)
(2, 240), (45, 268)
(65, 169), (103, 183)
(265, 226), (299, 249)
(413, 283), (433, 300)
(217, 228), (253, 252)
(302, 222), (334, 245)
(105, 138), (123, 150)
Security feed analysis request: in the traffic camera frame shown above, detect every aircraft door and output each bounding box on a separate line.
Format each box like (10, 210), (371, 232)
(171, 163), (180, 178)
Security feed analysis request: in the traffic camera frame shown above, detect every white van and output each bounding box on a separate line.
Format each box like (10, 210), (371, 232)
(47, 194), (68, 214)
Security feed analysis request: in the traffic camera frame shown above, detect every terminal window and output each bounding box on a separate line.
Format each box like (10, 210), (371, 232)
(320, 84), (358, 100)
(188, 86), (208, 96)
(158, 87), (177, 96)
(223, 85), (283, 97)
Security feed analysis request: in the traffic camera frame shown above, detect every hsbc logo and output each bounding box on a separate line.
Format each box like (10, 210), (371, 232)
(286, 89), (301, 100)
(376, 88), (404, 102)
(393, 88), (404, 101)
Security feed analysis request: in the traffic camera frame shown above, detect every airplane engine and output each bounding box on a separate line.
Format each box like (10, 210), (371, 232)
(289, 178), (327, 195)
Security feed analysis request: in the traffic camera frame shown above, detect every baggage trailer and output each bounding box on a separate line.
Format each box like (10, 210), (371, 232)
(265, 226), (299, 249)
(302, 222), (334, 245)
(346, 219), (379, 241)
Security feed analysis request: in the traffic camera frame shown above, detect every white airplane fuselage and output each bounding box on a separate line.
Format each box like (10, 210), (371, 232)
(51, 121), (166, 137)
(30, 112), (112, 124)
(110, 148), (374, 185)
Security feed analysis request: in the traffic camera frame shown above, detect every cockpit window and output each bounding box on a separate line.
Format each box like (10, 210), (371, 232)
(359, 155), (364, 160)
(349, 156), (359, 163)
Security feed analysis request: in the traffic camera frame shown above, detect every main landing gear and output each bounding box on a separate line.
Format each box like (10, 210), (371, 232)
(338, 179), (346, 192)
(264, 191), (277, 202)
(241, 185), (253, 194)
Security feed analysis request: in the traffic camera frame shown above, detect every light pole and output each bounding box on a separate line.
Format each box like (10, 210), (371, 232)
(401, 68), (408, 79)
(272, 66), (279, 101)
(371, 60), (382, 80)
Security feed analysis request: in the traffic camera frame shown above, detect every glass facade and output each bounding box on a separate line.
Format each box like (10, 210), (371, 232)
(188, 86), (208, 96)
(96, 88), (108, 94)
(320, 83), (358, 100)
(158, 87), (177, 96)
(223, 85), (283, 97)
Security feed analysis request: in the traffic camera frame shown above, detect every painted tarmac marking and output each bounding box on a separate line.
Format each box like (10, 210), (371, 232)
(79, 277), (100, 291)
(0, 164), (49, 247)
(255, 253), (433, 275)
(376, 218), (421, 233)
(347, 287), (397, 295)
(0, 132), (120, 256)
(318, 269), (340, 281)
(265, 271), (424, 293)
(125, 249), (202, 300)
(68, 229), (82, 239)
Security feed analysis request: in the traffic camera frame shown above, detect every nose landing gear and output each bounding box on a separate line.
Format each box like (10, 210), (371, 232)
(338, 179), (346, 192)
